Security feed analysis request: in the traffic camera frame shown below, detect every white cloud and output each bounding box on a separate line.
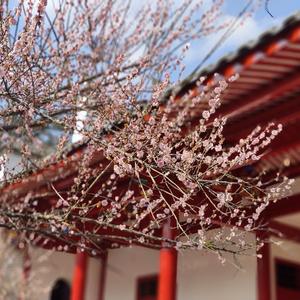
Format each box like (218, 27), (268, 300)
(225, 14), (284, 49)
(182, 12), (286, 76)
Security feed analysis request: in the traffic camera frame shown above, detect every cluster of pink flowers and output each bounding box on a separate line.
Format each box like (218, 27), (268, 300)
(0, 0), (289, 260)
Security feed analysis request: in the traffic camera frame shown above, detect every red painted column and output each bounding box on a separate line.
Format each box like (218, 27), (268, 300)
(257, 235), (271, 300)
(98, 252), (108, 300)
(23, 247), (31, 281)
(71, 252), (88, 300)
(158, 218), (178, 300)
(20, 248), (31, 300)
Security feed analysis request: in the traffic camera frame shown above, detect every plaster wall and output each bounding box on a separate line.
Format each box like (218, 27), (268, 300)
(29, 243), (257, 300)
(30, 248), (102, 300)
(105, 245), (257, 300)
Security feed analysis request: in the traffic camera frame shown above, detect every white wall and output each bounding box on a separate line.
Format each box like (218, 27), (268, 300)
(29, 240), (258, 300)
(29, 249), (73, 299)
(105, 246), (159, 300)
(177, 249), (257, 300)
(105, 244), (257, 300)
(31, 248), (102, 300)
(85, 255), (102, 300)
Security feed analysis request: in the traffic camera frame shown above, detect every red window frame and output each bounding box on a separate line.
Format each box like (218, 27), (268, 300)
(276, 257), (300, 300)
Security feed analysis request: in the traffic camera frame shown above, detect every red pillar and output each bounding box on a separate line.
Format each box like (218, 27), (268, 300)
(71, 252), (88, 300)
(23, 247), (31, 281)
(158, 218), (178, 300)
(257, 235), (271, 300)
(98, 252), (108, 300)
(20, 248), (31, 300)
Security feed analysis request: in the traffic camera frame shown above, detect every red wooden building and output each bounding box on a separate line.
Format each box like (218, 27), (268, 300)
(2, 12), (300, 300)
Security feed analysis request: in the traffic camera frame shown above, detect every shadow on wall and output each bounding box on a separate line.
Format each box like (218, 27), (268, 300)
(50, 278), (70, 300)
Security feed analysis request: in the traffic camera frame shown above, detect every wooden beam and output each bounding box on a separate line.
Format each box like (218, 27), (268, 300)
(258, 137), (300, 164)
(269, 220), (300, 243)
(218, 68), (300, 120)
(282, 162), (300, 178)
(253, 161), (300, 188)
(224, 95), (300, 140)
(289, 26), (300, 42)
(262, 194), (300, 219)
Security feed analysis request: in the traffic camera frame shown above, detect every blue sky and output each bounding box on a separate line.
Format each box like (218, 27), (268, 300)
(183, 0), (300, 76)
(21, 0), (300, 80)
